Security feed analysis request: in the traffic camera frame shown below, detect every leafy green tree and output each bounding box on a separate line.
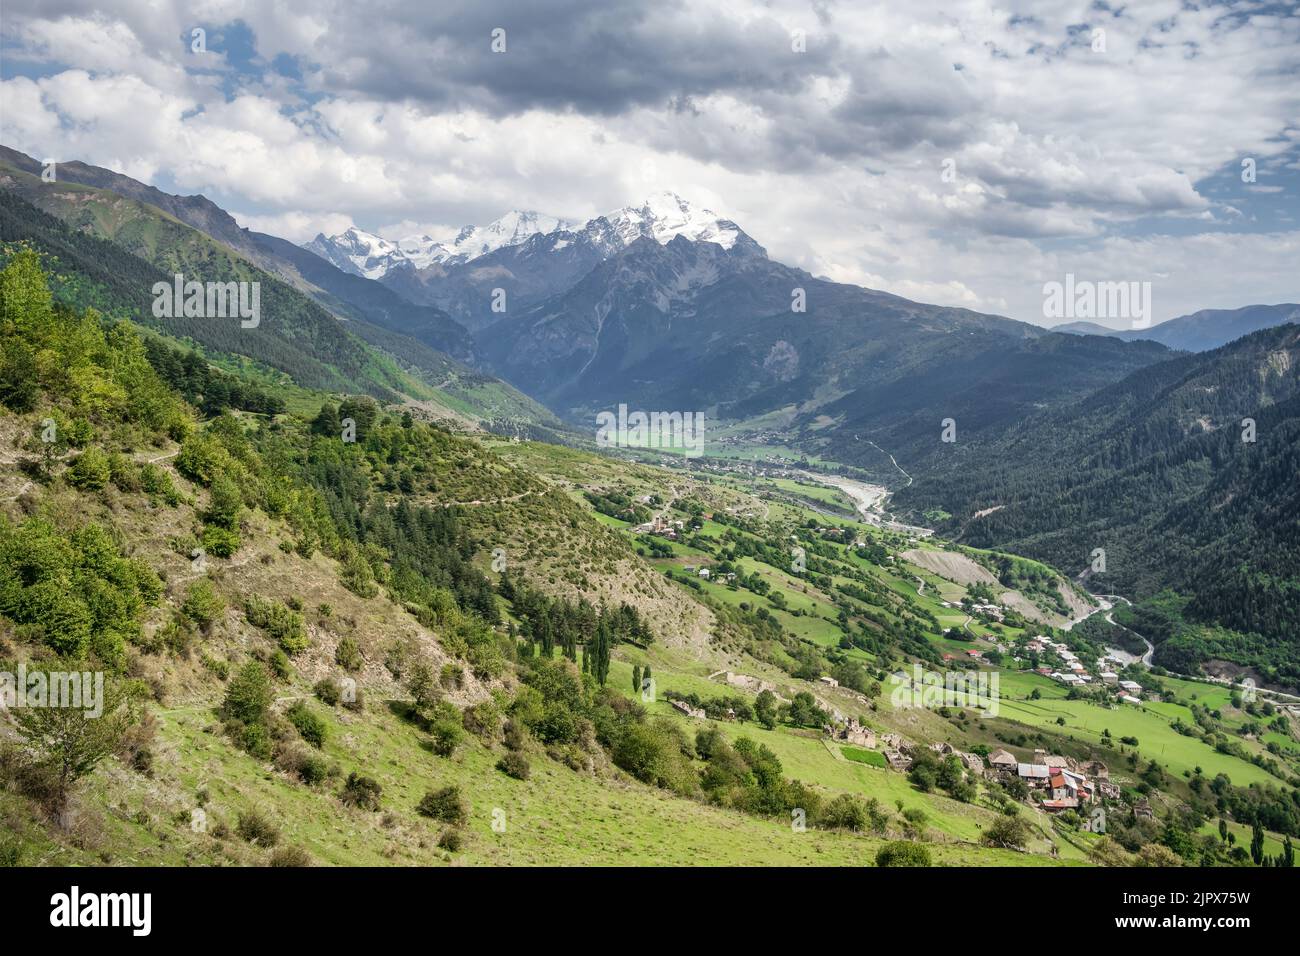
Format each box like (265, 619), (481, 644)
(755, 689), (778, 730)
(982, 813), (1032, 850)
(11, 669), (145, 811)
(222, 661), (273, 727)
(205, 474), (244, 530)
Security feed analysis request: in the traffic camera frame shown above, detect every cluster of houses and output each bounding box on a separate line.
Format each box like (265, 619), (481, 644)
(834, 719), (911, 766)
(828, 719), (1124, 813)
(1026, 636), (1144, 703)
(984, 747), (1121, 810)
(634, 514), (684, 538)
(683, 565), (737, 583)
(929, 741), (987, 772)
(937, 599), (1004, 622)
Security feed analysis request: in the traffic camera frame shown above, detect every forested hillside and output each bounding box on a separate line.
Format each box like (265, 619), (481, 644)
(897, 324), (1300, 686)
(0, 182), (557, 429)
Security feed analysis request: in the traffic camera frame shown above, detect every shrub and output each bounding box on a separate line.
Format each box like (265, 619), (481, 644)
(222, 661), (273, 758)
(200, 524), (240, 558)
(269, 845), (312, 867)
(235, 721), (273, 761)
(244, 595), (308, 654)
(437, 828), (464, 853)
(285, 701), (327, 748)
(205, 474), (243, 529)
(875, 841), (932, 867)
(236, 810), (280, 846)
(314, 678), (341, 706)
(982, 813), (1032, 851)
(416, 786), (467, 825)
(140, 463), (181, 505)
(817, 794), (869, 831)
(181, 579), (225, 628)
(340, 771), (382, 811)
(222, 662), (272, 726)
(428, 719), (464, 758)
(503, 718), (528, 751)
(65, 447), (110, 490)
(107, 453), (142, 492)
(334, 635), (362, 671)
(496, 751), (531, 780)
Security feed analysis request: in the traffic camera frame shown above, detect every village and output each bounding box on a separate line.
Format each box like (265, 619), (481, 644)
(661, 668), (1134, 822)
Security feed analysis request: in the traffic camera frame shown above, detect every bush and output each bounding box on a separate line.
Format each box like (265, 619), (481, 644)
(496, 751), (531, 780)
(314, 678), (341, 706)
(181, 579), (225, 628)
(335, 635), (362, 671)
(340, 771), (382, 810)
(200, 524), (240, 558)
(428, 719), (464, 758)
(108, 453), (142, 492)
(416, 785), (468, 825)
(235, 721), (273, 761)
(140, 463), (181, 505)
(286, 701), (327, 748)
(244, 595), (308, 654)
(269, 845), (312, 867)
(222, 662), (272, 726)
(222, 661), (273, 758)
(65, 447), (110, 490)
(875, 841), (932, 867)
(274, 742), (329, 785)
(982, 813), (1032, 851)
(817, 794), (869, 831)
(236, 810), (281, 846)
(503, 718), (528, 752)
(437, 828), (464, 853)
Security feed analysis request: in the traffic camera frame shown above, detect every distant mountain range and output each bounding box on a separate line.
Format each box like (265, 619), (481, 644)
(6, 142), (1295, 478)
(1053, 303), (1300, 352)
(0, 146), (562, 430)
(307, 192), (752, 331)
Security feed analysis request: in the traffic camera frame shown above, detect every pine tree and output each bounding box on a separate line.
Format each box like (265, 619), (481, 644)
(632, 664), (642, 696)
(592, 621), (611, 687)
(1251, 821), (1265, 865)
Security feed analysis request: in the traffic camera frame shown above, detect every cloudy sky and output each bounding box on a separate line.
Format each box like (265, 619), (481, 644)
(2, 0), (1298, 326)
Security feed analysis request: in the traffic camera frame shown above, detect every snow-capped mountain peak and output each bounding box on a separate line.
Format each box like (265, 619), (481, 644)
(602, 191), (741, 250)
(308, 210), (572, 275)
(303, 194), (747, 280)
(305, 226), (406, 279)
(437, 209), (572, 264)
